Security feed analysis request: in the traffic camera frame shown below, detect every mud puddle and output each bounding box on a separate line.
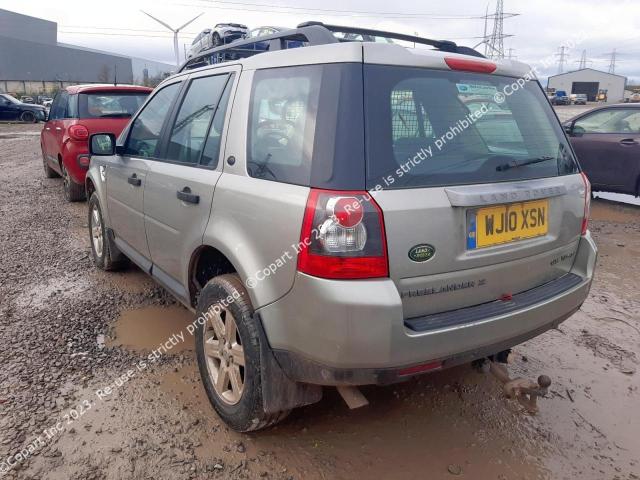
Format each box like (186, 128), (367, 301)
(108, 305), (195, 352)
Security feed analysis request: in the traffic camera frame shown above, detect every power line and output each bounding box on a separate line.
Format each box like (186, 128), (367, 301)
(477, 0), (518, 59)
(574, 49), (592, 69)
(606, 48), (618, 74)
(556, 46), (569, 74)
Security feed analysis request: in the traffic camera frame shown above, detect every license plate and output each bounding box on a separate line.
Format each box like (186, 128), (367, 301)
(467, 199), (549, 249)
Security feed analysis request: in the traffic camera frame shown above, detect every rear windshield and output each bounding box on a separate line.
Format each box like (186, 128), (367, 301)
(78, 92), (149, 119)
(364, 65), (579, 189)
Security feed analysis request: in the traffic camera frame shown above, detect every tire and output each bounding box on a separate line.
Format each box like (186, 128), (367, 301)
(196, 274), (289, 432)
(212, 32), (222, 46)
(62, 163), (86, 202)
(20, 111), (37, 123)
(88, 192), (127, 271)
(42, 147), (59, 178)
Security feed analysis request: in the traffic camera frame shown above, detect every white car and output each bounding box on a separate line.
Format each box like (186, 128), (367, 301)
(187, 23), (248, 59)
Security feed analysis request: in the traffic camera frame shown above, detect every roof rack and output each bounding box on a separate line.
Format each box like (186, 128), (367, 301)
(179, 21), (484, 72)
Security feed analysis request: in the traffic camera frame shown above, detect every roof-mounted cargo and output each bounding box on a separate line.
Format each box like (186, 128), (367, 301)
(179, 21), (484, 72)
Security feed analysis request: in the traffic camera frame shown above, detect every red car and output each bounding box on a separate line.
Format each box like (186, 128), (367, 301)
(41, 85), (152, 201)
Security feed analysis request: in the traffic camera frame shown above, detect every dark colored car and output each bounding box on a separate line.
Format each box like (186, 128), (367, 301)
(0, 94), (47, 122)
(41, 84), (152, 201)
(551, 90), (570, 105)
(564, 104), (640, 196)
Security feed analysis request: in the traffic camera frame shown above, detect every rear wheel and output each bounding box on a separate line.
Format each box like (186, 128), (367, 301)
(62, 164), (86, 202)
(196, 274), (289, 432)
(88, 193), (127, 271)
(20, 111), (37, 123)
(42, 147), (59, 178)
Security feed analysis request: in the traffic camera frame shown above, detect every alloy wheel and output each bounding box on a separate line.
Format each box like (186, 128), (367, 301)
(90, 204), (104, 258)
(203, 304), (245, 405)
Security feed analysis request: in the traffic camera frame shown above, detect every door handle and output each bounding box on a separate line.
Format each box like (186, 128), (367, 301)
(127, 174), (142, 186)
(177, 187), (199, 204)
(619, 138), (638, 146)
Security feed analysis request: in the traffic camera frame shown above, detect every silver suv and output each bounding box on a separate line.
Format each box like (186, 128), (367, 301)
(85, 24), (597, 432)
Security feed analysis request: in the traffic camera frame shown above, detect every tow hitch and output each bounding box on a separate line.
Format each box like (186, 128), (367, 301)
(478, 354), (551, 414)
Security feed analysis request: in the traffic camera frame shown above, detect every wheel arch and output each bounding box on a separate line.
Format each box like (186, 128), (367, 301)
(188, 245), (238, 308)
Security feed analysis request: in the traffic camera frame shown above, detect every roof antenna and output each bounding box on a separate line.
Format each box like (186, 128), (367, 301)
(114, 64), (118, 86)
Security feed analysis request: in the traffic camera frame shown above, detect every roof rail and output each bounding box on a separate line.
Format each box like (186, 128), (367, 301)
(179, 21), (484, 72)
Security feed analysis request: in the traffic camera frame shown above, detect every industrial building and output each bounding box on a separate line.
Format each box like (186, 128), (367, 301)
(0, 8), (172, 96)
(547, 68), (627, 103)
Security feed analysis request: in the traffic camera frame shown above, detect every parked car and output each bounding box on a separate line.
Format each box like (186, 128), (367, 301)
(85, 24), (597, 432)
(629, 93), (640, 103)
(572, 93), (588, 105)
(246, 26), (304, 50)
(41, 84), (152, 201)
(187, 23), (248, 58)
(20, 96), (35, 104)
(551, 90), (570, 105)
(0, 94), (47, 122)
(564, 104), (640, 196)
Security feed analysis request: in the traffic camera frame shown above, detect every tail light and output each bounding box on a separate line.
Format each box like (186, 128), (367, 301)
(297, 189), (388, 279)
(445, 57), (497, 73)
(68, 124), (89, 141)
(580, 172), (591, 235)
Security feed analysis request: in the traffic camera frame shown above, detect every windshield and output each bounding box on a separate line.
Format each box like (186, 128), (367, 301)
(1, 94), (21, 105)
(364, 65), (579, 189)
(78, 92), (149, 119)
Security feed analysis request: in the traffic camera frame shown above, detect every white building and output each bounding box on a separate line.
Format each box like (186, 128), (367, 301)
(547, 68), (627, 103)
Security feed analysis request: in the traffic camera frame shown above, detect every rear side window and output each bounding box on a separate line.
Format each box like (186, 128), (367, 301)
(247, 63), (365, 189)
(78, 92), (148, 119)
(574, 108), (640, 134)
(365, 65), (579, 189)
(125, 82), (181, 157)
(165, 74), (230, 164)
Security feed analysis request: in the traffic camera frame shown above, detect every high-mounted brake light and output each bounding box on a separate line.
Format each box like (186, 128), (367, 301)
(580, 172), (591, 235)
(68, 124), (89, 141)
(297, 189), (388, 279)
(445, 57), (497, 73)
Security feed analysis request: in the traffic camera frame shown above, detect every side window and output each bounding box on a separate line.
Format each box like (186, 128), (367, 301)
(165, 74), (230, 164)
(66, 94), (77, 119)
(201, 76), (234, 167)
(125, 82), (181, 157)
(248, 66), (321, 183)
(49, 92), (65, 120)
(575, 109), (640, 134)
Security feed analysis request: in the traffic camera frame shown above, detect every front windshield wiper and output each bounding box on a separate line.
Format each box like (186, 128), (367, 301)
(496, 156), (554, 172)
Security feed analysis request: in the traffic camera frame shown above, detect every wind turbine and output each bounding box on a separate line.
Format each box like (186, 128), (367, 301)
(141, 10), (204, 67)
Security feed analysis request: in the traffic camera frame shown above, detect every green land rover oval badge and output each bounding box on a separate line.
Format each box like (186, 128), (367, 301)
(408, 244), (435, 263)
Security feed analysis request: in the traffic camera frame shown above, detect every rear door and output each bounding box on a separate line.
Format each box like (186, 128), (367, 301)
(107, 81), (183, 268)
(143, 67), (238, 298)
(569, 107), (640, 194)
(363, 64), (585, 319)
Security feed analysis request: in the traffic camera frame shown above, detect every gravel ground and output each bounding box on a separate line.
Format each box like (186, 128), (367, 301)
(0, 122), (639, 480)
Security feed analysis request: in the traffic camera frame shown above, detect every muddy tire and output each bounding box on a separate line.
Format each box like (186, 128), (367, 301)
(42, 148), (59, 178)
(62, 163), (86, 202)
(196, 274), (289, 432)
(20, 111), (37, 123)
(88, 193), (127, 271)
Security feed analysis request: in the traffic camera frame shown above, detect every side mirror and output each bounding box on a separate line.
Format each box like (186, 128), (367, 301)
(90, 133), (117, 156)
(572, 125), (586, 137)
(563, 123), (573, 135)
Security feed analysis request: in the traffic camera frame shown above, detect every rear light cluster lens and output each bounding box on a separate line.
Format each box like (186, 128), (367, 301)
(580, 172), (591, 235)
(68, 124), (89, 141)
(297, 189), (388, 279)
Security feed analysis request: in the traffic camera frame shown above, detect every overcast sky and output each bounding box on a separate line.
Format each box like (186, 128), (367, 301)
(2, 0), (639, 83)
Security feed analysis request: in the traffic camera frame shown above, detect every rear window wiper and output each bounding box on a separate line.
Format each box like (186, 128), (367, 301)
(496, 156), (554, 172)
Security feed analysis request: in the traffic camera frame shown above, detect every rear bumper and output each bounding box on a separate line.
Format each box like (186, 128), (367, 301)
(257, 233), (597, 386)
(62, 142), (89, 184)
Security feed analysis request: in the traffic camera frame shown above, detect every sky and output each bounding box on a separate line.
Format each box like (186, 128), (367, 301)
(2, 0), (639, 83)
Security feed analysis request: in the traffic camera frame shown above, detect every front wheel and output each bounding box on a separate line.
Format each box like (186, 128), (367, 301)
(20, 111), (37, 123)
(88, 193), (127, 271)
(196, 274), (289, 432)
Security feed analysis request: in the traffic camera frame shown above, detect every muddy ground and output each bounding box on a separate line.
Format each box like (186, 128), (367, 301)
(0, 122), (639, 480)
